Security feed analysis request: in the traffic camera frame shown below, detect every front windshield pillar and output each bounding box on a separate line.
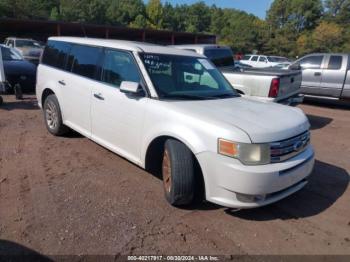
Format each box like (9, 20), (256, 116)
(133, 51), (159, 98)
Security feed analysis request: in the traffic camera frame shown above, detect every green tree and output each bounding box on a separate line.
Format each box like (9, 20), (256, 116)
(324, 0), (350, 23)
(146, 0), (164, 29)
(106, 0), (146, 26)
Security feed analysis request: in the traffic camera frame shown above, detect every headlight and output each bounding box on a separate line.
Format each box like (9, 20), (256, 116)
(218, 139), (270, 165)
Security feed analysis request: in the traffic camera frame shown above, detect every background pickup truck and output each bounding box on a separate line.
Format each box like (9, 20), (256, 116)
(291, 53), (350, 100)
(173, 44), (303, 105)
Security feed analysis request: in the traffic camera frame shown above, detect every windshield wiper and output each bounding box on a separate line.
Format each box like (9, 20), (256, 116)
(161, 94), (217, 100)
(212, 93), (240, 98)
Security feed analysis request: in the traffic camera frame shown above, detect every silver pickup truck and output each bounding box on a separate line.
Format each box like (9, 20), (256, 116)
(291, 53), (350, 100)
(173, 44), (303, 105)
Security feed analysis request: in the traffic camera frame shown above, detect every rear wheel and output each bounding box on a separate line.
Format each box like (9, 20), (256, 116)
(0, 96), (3, 105)
(162, 139), (195, 206)
(43, 94), (69, 136)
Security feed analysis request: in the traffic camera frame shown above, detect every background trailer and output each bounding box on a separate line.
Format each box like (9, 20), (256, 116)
(0, 18), (216, 45)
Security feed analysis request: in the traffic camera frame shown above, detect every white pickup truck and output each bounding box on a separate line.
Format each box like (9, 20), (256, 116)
(173, 45), (303, 105)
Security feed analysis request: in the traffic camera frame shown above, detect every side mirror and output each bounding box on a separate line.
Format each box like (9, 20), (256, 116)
(289, 64), (301, 70)
(120, 81), (144, 95)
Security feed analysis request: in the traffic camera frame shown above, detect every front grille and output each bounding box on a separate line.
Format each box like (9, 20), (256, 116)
(270, 131), (310, 163)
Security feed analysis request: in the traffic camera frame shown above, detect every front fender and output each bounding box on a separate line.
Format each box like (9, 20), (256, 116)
(141, 123), (211, 168)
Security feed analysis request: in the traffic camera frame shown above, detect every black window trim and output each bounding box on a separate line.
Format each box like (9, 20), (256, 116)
(41, 40), (150, 97)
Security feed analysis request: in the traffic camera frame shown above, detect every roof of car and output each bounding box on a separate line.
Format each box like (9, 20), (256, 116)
(49, 37), (205, 57)
(172, 44), (231, 50)
(6, 37), (35, 40)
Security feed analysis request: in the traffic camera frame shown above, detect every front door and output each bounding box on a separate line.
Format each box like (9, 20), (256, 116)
(297, 55), (325, 95)
(91, 49), (148, 164)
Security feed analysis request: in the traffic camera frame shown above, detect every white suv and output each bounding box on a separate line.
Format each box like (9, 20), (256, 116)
(36, 37), (314, 209)
(241, 55), (291, 68)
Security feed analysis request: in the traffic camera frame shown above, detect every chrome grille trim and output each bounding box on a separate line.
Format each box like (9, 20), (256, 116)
(270, 131), (310, 163)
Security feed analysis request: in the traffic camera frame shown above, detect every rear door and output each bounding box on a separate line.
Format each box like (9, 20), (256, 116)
(61, 44), (102, 137)
(319, 55), (346, 97)
(296, 55), (325, 94)
(257, 56), (268, 68)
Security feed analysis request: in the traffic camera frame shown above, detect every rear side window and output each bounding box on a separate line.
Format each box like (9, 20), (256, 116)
(251, 56), (258, 61)
(101, 49), (140, 88)
(68, 45), (101, 79)
(327, 56), (342, 70)
(242, 55), (251, 61)
(299, 56), (323, 69)
(203, 48), (234, 67)
(42, 41), (71, 70)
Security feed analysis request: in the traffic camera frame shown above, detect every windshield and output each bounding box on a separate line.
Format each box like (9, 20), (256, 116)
(16, 40), (41, 48)
(204, 48), (234, 67)
(1, 47), (23, 61)
(268, 56), (290, 63)
(140, 53), (239, 100)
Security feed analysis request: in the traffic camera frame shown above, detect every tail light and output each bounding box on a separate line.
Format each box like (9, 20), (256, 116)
(269, 78), (280, 98)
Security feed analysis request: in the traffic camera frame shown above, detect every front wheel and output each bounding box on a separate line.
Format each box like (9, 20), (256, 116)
(162, 139), (195, 206)
(43, 94), (69, 136)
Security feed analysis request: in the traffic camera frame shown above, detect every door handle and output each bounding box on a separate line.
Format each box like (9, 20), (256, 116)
(58, 80), (66, 86)
(94, 93), (104, 100)
(314, 72), (322, 76)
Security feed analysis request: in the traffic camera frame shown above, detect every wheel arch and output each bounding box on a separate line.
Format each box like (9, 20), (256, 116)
(41, 88), (55, 107)
(143, 135), (206, 199)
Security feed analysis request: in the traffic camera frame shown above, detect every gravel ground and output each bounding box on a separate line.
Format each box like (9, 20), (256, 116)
(0, 94), (349, 257)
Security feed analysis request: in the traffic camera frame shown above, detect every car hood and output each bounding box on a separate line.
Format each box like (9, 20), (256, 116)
(3, 60), (37, 76)
(169, 97), (309, 143)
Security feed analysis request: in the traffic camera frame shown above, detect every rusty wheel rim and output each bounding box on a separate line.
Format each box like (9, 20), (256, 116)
(162, 149), (172, 193)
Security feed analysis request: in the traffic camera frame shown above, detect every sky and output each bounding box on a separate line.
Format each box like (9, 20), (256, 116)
(145, 0), (274, 19)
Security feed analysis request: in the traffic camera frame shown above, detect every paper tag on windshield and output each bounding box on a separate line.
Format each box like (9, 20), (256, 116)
(198, 59), (215, 70)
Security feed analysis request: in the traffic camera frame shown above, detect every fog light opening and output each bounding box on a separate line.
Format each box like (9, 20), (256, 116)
(236, 193), (266, 203)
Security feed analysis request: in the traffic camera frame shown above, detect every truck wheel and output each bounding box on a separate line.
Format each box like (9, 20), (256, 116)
(14, 84), (23, 100)
(43, 94), (69, 136)
(162, 139), (195, 206)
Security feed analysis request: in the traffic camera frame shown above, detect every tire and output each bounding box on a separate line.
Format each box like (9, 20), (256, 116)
(14, 84), (23, 100)
(43, 94), (69, 136)
(0, 96), (3, 105)
(162, 139), (195, 206)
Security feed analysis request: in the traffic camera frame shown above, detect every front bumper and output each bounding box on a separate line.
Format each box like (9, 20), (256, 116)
(196, 145), (314, 209)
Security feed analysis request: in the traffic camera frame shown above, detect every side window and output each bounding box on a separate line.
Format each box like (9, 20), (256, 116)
(42, 41), (70, 69)
(42, 41), (71, 69)
(8, 40), (14, 47)
(259, 56), (267, 62)
(251, 56), (258, 61)
(101, 49), (140, 87)
(242, 55), (251, 61)
(299, 56), (323, 69)
(327, 56), (343, 70)
(68, 45), (101, 79)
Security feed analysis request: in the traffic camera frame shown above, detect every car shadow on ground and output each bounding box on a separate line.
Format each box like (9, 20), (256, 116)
(0, 95), (38, 111)
(307, 114), (333, 130)
(303, 97), (350, 110)
(225, 160), (349, 220)
(0, 239), (52, 261)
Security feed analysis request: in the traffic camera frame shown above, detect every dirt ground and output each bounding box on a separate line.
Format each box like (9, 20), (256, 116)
(0, 94), (349, 257)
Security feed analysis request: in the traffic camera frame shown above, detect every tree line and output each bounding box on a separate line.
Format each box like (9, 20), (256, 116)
(0, 0), (349, 57)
